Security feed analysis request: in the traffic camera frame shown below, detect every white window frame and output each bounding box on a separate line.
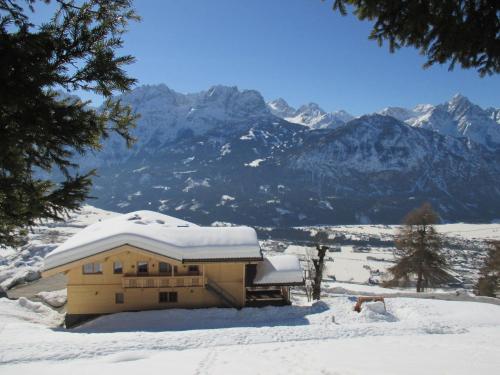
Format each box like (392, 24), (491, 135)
(113, 260), (123, 274)
(82, 262), (102, 274)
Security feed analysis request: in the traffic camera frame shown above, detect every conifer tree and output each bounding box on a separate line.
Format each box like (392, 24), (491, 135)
(475, 242), (500, 297)
(0, 0), (139, 247)
(329, 1), (499, 76)
(387, 203), (449, 292)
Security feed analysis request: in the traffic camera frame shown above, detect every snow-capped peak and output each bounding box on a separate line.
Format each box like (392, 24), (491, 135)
(447, 93), (474, 113)
(286, 103), (331, 129)
(267, 99), (353, 130)
(378, 107), (417, 122)
(332, 110), (355, 123)
(267, 98), (296, 118)
(376, 95), (500, 150)
(296, 102), (325, 114)
(450, 93), (469, 103)
(199, 85), (270, 117)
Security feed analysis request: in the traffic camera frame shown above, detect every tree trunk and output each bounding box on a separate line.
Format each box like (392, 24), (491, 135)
(312, 245), (328, 300)
(416, 269), (423, 292)
(312, 261), (322, 300)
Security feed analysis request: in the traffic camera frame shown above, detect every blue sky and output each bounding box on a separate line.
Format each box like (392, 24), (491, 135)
(33, 0), (499, 115)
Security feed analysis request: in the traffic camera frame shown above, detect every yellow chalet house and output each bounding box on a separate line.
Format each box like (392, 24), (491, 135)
(43, 211), (303, 327)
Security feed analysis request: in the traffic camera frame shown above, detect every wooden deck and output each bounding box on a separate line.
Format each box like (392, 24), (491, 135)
(245, 287), (290, 307)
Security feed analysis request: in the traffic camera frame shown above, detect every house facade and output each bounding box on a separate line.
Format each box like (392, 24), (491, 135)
(42, 211), (303, 327)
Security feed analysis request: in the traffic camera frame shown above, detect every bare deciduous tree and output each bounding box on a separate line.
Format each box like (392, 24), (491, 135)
(312, 242), (329, 300)
(304, 231), (330, 301)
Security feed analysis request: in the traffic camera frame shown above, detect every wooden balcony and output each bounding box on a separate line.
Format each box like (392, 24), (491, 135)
(122, 274), (205, 288)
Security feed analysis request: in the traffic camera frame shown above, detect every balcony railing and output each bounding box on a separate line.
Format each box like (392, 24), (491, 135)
(122, 274), (205, 288)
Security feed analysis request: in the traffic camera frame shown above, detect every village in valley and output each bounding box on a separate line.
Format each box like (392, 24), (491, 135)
(259, 223), (498, 290)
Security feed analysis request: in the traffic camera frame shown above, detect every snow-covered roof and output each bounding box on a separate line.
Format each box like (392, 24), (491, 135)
(44, 210), (262, 271)
(253, 255), (304, 286)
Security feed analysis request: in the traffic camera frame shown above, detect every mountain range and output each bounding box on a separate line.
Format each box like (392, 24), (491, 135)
(268, 94), (500, 151)
(78, 84), (500, 225)
(267, 98), (354, 130)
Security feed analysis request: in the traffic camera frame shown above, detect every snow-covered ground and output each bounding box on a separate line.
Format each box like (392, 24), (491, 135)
(1, 206), (500, 373)
(1, 291), (499, 374)
(36, 289), (67, 308)
(304, 223), (500, 242)
(0, 206), (119, 291)
(2, 206), (499, 293)
(286, 244), (395, 284)
(262, 223), (500, 289)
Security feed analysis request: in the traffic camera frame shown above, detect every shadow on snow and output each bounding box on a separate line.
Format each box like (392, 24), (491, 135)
(67, 301), (330, 333)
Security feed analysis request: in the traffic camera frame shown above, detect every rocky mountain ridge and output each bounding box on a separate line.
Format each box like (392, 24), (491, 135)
(267, 98), (354, 129)
(77, 84), (500, 225)
(378, 94), (500, 150)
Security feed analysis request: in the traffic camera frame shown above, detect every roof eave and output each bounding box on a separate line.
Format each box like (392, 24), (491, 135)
(252, 281), (305, 287)
(182, 256), (264, 264)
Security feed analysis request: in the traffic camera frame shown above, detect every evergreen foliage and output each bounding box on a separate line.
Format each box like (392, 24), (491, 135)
(475, 242), (500, 297)
(330, 0), (500, 76)
(0, 0), (139, 247)
(387, 203), (450, 292)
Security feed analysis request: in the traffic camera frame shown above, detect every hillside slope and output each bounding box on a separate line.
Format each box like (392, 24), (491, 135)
(71, 85), (500, 224)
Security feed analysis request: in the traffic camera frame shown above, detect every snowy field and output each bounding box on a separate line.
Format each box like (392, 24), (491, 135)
(1, 292), (500, 374)
(2, 205), (499, 292)
(1, 206), (500, 373)
(285, 244), (396, 284)
(301, 223), (500, 241)
(262, 222), (500, 288)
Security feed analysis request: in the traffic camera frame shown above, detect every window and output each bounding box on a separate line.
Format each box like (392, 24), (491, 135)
(159, 292), (169, 303)
(159, 291), (178, 303)
(169, 291), (178, 302)
(159, 262), (172, 274)
(137, 261), (148, 274)
(188, 265), (199, 274)
(83, 263), (102, 274)
(115, 293), (124, 304)
(113, 261), (123, 274)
